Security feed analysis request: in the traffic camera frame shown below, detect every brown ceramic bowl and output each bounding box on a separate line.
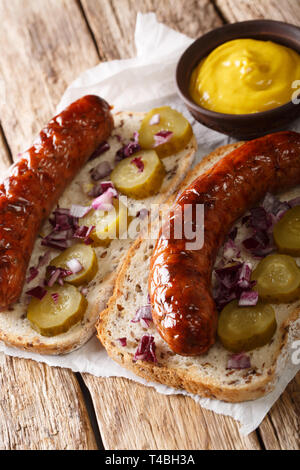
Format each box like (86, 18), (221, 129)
(176, 20), (300, 140)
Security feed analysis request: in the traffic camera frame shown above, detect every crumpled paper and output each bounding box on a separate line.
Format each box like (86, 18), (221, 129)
(1, 12), (299, 436)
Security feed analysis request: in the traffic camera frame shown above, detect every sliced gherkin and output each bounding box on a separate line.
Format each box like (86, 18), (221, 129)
(110, 150), (165, 199)
(218, 300), (277, 352)
(273, 206), (300, 256)
(138, 106), (193, 158)
(251, 254), (300, 303)
(50, 244), (98, 286)
(27, 285), (87, 337)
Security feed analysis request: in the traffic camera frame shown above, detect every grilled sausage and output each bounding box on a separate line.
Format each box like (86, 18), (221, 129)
(149, 131), (300, 356)
(0, 95), (113, 310)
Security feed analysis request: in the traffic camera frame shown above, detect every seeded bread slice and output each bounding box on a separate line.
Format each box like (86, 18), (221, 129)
(0, 111), (196, 355)
(98, 142), (300, 402)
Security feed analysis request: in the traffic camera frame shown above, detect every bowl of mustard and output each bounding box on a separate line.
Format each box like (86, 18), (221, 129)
(176, 20), (300, 139)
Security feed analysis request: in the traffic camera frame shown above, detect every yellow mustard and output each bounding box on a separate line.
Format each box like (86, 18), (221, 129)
(189, 39), (300, 114)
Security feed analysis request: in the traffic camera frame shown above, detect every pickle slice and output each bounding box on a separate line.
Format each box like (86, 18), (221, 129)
(50, 244), (98, 286)
(27, 285), (87, 337)
(251, 254), (300, 303)
(273, 206), (300, 256)
(218, 300), (277, 352)
(79, 199), (130, 246)
(110, 150), (165, 199)
(138, 106), (193, 158)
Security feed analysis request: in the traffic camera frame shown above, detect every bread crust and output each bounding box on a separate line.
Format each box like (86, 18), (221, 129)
(98, 142), (300, 402)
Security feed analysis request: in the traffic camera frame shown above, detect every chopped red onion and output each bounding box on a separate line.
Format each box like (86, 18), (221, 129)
(46, 266), (72, 287)
(248, 206), (272, 232)
(134, 335), (157, 363)
(66, 259), (83, 274)
(43, 207), (79, 250)
(37, 251), (51, 269)
(242, 206), (275, 257)
(73, 225), (95, 245)
(26, 266), (39, 284)
(88, 183), (102, 199)
(223, 239), (241, 261)
(89, 142), (110, 161)
(241, 199), (279, 258)
(118, 338), (127, 347)
(53, 208), (70, 216)
(90, 161), (112, 181)
(214, 262), (256, 311)
(238, 290), (259, 307)
(116, 141), (141, 162)
(227, 353), (251, 370)
(26, 286), (47, 301)
(88, 181), (115, 199)
(54, 216), (73, 231)
(47, 268), (62, 287)
(99, 181), (115, 192)
(213, 285), (236, 311)
(154, 130), (173, 147)
(131, 156), (144, 173)
(132, 304), (152, 324)
(92, 187), (118, 211)
(140, 318), (151, 328)
(237, 262), (253, 289)
(149, 114), (160, 125)
(262, 193), (289, 216)
(242, 230), (275, 258)
(41, 238), (70, 251)
(50, 208), (75, 230)
(215, 263), (243, 290)
(70, 205), (92, 219)
(45, 229), (72, 241)
(133, 131), (139, 144)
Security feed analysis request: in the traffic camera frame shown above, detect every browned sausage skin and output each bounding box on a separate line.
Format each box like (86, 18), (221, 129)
(149, 131), (300, 356)
(0, 95), (113, 310)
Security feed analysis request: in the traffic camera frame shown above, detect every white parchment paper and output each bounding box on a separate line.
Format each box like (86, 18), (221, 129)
(1, 13), (299, 436)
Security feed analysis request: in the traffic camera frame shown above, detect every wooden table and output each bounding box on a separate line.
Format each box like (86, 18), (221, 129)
(0, 0), (299, 450)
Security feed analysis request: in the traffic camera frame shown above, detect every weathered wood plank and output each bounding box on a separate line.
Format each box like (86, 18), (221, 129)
(216, 0), (300, 25)
(0, 354), (97, 450)
(0, 0), (99, 158)
(83, 376), (261, 450)
(258, 372), (300, 450)
(0, 0), (101, 450)
(80, 0), (223, 60)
